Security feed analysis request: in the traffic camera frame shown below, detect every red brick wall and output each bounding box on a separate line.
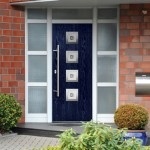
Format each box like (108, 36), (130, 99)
(0, 0), (25, 122)
(119, 4), (150, 111)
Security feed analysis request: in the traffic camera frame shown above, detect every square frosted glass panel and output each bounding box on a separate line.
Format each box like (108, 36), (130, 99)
(28, 23), (47, 51)
(97, 56), (116, 82)
(52, 9), (92, 19)
(28, 87), (47, 113)
(98, 8), (117, 19)
(97, 23), (117, 51)
(97, 87), (116, 114)
(28, 56), (47, 82)
(28, 9), (47, 19)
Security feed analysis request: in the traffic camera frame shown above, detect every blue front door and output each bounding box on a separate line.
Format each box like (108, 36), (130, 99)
(52, 24), (92, 121)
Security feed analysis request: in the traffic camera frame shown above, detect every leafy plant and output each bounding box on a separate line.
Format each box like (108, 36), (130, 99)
(58, 121), (143, 150)
(144, 146), (150, 150)
(114, 104), (149, 130)
(37, 146), (150, 150)
(0, 93), (22, 132)
(39, 122), (150, 150)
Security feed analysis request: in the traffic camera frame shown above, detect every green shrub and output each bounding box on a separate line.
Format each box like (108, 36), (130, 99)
(58, 122), (143, 150)
(40, 122), (150, 150)
(114, 104), (149, 130)
(144, 146), (150, 150)
(0, 93), (22, 132)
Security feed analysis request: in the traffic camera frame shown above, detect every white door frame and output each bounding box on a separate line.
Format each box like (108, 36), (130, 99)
(25, 7), (118, 123)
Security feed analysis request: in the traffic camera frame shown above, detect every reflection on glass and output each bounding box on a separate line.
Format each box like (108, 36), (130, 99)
(97, 23), (117, 51)
(97, 56), (116, 82)
(28, 9), (47, 19)
(98, 8), (117, 19)
(97, 87), (116, 114)
(52, 9), (92, 19)
(28, 56), (47, 82)
(28, 86), (47, 113)
(28, 23), (47, 51)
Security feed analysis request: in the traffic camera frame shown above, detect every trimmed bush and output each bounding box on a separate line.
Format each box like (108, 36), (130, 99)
(0, 94), (22, 132)
(114, 104), (149, 130)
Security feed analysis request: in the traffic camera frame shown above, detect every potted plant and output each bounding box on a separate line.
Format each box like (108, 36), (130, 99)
(114, 103), (149, 145)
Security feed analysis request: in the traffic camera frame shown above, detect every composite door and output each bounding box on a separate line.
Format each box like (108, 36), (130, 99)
(52, 24), (92, 121)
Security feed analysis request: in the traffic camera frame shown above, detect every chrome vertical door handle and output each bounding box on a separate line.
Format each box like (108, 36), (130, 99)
(53, 45), (60, 97)
(57, 45), (60, 97)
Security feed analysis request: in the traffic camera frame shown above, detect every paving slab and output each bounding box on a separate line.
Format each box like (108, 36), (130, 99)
(0, 135), (59, 150)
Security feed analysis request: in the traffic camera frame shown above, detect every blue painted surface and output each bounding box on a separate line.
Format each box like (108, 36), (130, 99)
(124, 131), (148, 145)
(52, 24), (92, 121)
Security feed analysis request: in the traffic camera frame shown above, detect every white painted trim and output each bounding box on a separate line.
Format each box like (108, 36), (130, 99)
(26, 8), (49, 122)
(92, 7), (97, 122)
(97, 114), (114, 123)
(96, 7), (119, 123)
(27, 83), (47, 86)
(97, 83), (117, 86)
(116, 7), (120, 109)
(97, 51), (117, 55)
(25, 7), (119, 123)
(27, 51), (47, 55)
(26, 118), (47, 122)
(27, 114), (47, 117)
(47, 9), (53, 123)
(27, 20), (47, 23)
(26, 114), (47, 122)
(97, 20), (117, 23)
(52, 20), (92, 24)
(25, 8), (28, 123)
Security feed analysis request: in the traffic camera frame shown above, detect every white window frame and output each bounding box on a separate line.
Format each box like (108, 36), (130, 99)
(25, 8), (49, 122)
(96, 7), (119, 123)
(25, 7), (119, 123)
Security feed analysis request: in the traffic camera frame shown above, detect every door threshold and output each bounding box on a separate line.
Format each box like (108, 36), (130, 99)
(51, 121), (83, 126)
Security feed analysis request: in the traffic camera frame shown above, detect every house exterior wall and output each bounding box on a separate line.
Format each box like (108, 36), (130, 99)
(0, 1), (150, 123)
(0, 0), (25, 122)
(119, 4), (150, 112)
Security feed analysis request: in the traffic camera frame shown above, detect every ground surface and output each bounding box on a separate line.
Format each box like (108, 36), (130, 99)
(0, 134), (59, 150)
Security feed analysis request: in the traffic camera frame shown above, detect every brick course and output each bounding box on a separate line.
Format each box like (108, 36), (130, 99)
(120, 4), (150, 111)
(0, 0), (25, 122)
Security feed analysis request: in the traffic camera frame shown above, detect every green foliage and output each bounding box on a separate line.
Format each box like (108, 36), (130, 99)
(40, 146), (150, 150)
(114, 104), (149, 130)
(39, 122), (150, 150)
(144, 146), (150, 150)
(58, 121), (143, 150)
(0, 93), (22, 132)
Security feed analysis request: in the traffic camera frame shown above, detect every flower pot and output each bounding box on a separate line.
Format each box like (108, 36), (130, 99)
(124, 130), (148, 146)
